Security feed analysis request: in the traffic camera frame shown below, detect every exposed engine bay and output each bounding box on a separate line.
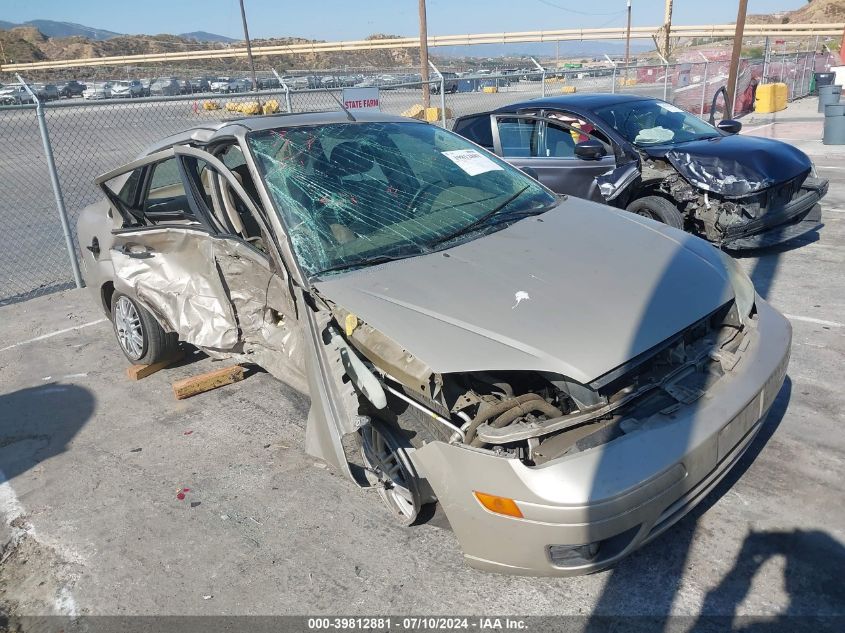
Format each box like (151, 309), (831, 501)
(324, 297), (752, 467)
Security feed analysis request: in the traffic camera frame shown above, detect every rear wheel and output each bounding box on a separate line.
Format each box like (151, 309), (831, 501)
(626, 195), (684, 229)
(110, 292), (179, 364)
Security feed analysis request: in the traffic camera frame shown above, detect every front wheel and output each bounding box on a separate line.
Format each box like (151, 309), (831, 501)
(110, 292), (179, 364)
(626, 195), (684, 229)
(360, 420), (424, 526)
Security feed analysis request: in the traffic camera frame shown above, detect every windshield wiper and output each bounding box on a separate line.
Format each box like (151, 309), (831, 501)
(428, 185), (530, 247)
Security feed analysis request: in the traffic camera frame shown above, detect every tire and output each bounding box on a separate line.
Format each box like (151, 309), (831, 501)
(361, 392), (453, 526)
(626, 195), (684, 229)
(110, 291), (178, 365)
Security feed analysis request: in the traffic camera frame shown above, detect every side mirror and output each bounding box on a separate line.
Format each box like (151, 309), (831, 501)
(574, 139), (607, 160)
(519, 166), (539, 181)
(717, 119), (742, 134)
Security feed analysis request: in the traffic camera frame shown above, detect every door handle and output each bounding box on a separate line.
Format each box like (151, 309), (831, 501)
(86, 237), (100, 256)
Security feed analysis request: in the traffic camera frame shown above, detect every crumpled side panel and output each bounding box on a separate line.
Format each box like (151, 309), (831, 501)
(213, 239), (274, 340)
(597, 163), (640, 202)
(111, 230), (239, 350)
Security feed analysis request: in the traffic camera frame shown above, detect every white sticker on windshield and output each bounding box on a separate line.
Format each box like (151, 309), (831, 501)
(441, 149), (503, 176)
(661, 103), (686, 113)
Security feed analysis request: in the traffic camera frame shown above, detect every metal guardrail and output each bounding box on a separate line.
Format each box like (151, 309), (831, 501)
(0, 54), (832, 305)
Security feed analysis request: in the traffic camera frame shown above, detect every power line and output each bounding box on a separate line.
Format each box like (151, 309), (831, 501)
(535, 0), (627, 16)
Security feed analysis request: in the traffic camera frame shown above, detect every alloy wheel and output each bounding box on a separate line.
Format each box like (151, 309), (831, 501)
(114, 296), (145, 361)
(360, 422), (420, 524)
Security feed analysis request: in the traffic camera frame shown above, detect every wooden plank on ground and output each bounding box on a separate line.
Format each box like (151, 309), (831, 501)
(171, 364), (245, 400)
(125, 350), (185, 381)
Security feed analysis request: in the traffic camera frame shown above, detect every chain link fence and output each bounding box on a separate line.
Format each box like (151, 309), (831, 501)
(0, 52), (836, 305)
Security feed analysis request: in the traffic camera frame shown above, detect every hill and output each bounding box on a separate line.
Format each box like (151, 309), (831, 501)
(179, 31), (237, 43)
(0, 27), (418, 76)
(0, 19), (121, 40)
(748, 0), (845, 24)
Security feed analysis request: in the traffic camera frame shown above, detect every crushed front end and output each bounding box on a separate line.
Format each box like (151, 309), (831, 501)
(409, 297), (791, 575)
(648, 147), (828, 250)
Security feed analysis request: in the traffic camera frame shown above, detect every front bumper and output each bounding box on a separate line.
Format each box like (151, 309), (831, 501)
(722, 177), (827, 250)
(412, 297), (791, 576)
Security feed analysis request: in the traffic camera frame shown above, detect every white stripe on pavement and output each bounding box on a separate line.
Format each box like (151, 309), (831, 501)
(0, 318), (106, 353)
(783, 314), (844, 328)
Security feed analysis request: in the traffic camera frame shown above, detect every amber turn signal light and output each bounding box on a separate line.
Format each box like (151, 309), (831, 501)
(473, 491), (523, 518)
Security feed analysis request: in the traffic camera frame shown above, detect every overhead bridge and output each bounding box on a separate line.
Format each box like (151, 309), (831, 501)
(2, 22), (843, 72)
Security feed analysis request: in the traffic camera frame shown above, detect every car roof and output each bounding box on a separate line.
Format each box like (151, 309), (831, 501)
(494, 92), (655, 113)
(141, 110), (426, 156)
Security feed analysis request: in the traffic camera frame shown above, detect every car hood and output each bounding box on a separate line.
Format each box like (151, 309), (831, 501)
(315, 199), (735, 385)
(644, 134), (812, 198)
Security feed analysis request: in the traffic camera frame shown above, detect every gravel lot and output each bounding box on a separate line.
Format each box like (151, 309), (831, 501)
(0, 99), (842, 628)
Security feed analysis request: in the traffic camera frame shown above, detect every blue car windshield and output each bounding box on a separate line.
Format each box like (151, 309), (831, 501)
(594, 99), (719, 146)
(248, 121), (554, 277)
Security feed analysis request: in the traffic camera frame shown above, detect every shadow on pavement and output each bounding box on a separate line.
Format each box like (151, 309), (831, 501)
(0, 383), (94, 483)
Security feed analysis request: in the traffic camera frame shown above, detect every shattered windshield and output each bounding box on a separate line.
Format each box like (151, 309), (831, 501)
(248, 121), (554, 277)
(594, 99), (719, 146)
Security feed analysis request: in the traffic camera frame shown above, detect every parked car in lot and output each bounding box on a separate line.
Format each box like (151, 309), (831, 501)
(32, 83), (60, 101)
(228, 78), (254, 93)
(256, 76), (281, 90)
(453, 94), (828, 249)
(209, 77), (231, 93)
(110, 80), (144, 98)
(83, 82), (113, 100)
(290, 75), (321, 90)
(430, 71), (459, 94)
(149, 77), (182, 96)
(78, 111), (790, 576)
(180, 77), (212, 94)
(56, 79), (86, 98)
(140, 78), (154, 96)
(0, 84), (35, 104)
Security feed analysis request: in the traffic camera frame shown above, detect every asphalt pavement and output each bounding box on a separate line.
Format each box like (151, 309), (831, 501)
(0, 97), (842, 626)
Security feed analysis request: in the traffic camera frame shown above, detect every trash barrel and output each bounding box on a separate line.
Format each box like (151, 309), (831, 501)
(817, 84), (841, 113)
(823, 103), (845, 145)
(812, 71), (835, 95)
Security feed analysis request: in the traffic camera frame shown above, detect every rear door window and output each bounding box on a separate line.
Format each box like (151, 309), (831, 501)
(143, 157), (195, 221)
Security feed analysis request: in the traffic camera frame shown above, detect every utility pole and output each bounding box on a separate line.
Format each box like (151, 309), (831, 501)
(239, 0), (259, 92)
(624, 0), (632, 84)
(419, 0), (431, 109)
(662, 0), (673, 59)
(725, 0), (749, 118)
(840, 24), (845, 62)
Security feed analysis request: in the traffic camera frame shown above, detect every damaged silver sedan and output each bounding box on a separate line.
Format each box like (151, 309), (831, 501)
(77, 111), (791, 575)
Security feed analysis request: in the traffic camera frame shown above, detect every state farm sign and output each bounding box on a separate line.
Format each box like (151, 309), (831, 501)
(341, 86), (380, 112)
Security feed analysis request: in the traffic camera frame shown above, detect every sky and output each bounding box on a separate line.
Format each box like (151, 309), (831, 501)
(1, 0), (811, 40)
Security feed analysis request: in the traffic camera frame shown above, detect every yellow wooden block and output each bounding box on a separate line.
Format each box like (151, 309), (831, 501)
(482, 86), (498, 93)
(401, 103), (426, 119)
(560, 85), (577, 94)
(755, 82), (788, 113)
(424, 106), (452, 122)
(125, 350), (184, 381)
(172, 365), (245, 400)
(202, 100), (220, 111)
